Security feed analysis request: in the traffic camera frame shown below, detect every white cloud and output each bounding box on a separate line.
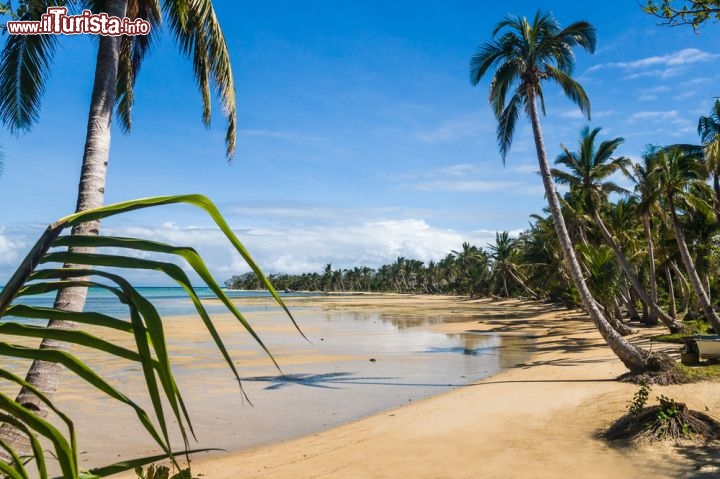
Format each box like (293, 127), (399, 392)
(623, 68), (685, 80)
(559, 110), (584, 120)
(590, 48), (718, 72)
(628, 110), (679, 123)
(412, 180), (526, 192)
(101, 220), (504, 277)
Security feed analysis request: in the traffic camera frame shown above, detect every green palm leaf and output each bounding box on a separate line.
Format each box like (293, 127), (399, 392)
(0, 194), (298, 477)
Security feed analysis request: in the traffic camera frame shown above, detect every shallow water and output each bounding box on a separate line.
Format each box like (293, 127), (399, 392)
(13, 295), (534, 471)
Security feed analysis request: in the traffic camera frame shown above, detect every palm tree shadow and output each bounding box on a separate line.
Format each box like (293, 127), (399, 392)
(242, 372), (370, 390)
(674, 444), (720, 478)
(242, 372), (468, 390)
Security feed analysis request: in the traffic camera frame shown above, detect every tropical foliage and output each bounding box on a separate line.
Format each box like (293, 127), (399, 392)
(0, 195), (296, 478)
(643, 0), (720, 28)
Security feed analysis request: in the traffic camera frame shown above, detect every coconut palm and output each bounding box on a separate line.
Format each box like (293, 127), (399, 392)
(451, 243), (491, 296)
(0, 0), (237, 451)
(577, 243), (621, 317)
(552, 127), (682, 331)
(469, 11), (662, 372)
(488, 231), (537, 298)
(650, 146), (720, 332)
(518, 214), (569, 300)
(627, 152), (665, 322)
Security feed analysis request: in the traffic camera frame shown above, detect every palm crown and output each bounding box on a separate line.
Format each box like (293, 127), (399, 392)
(551, 126), (630, 211)
(469, 11), (596, 161)
(0, 0), (237, 158)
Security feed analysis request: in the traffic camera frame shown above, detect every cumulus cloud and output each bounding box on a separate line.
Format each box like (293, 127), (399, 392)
(100, 219), (503, 279)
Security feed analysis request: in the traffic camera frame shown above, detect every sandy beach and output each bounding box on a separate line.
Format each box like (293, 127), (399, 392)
(46, 295), (720, 479)
(52, 294), (720, 478)
(29, 295), (720, 479)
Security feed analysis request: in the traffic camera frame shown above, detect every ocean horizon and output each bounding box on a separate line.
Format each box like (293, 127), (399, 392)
(1, 285), (322, 319)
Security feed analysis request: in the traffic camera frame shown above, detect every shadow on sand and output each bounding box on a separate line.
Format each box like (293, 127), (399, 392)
(241, 372), (469, 390)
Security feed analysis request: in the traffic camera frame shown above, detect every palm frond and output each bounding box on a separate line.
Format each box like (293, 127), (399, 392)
(544, 65), (590, 119)
(497, 90), (524, 162)
(555, 20), (597, 54)
(0, 194), (298, 476)
(165, 0), (237, 159)
(469, 40), (505, 86)
(0, 2), (59, 133)
(115, 0), (162, 133)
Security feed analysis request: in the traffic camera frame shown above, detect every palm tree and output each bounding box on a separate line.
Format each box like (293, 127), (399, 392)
(517, 214), (569, 300)
(552, 127), (682, 331)
(0, 0), (236, 450)
(650, 146), (720, 332)
(488, 231), (537, 298)
(469, 11), (659, 372)
(577, 243), (621, 317)
(628, 153), (664, 323)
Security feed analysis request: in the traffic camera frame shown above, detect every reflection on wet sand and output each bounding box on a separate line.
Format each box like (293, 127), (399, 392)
(54, 295), (537, 470)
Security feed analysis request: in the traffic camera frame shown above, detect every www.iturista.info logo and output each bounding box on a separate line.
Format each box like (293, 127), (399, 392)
(7, 7), (150, 35)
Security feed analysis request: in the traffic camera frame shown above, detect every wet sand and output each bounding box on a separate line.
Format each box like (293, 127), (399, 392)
(37, 295), (720, 477)
(47, 294), (530, 471)
(161, 296), (720, 478)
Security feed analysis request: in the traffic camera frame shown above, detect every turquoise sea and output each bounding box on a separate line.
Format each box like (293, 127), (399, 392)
(3, 286), (318, 318)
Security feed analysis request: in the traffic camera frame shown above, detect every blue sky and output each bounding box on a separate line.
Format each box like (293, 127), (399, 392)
(0, 1), (719, 285)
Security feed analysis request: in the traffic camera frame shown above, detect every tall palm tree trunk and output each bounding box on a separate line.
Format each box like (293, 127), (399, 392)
(671, 261), (690, 313)
(620, 282), (639, 320)
(642, 215), (660, 318)
(591, 210), (681, 332)
(668, 196), (720, 332)
(527, 91), (649, 372)
(1, 0), (128, 454)
(665, 264), (676, 317)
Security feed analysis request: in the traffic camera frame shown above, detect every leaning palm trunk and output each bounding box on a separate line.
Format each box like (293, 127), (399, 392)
(527, 92), (649, 372)
(507, 268), (538, 298)
(594, 299), (633, 336)
(668, 197), (720, 332)
(591, 210), (682, 332)
(0, 0), (127, 455)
